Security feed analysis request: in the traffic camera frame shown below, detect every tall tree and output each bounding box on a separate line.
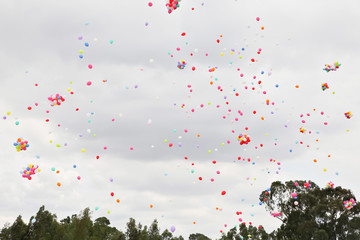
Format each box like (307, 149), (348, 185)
(125, 218), (141, 240)
(148, 219), (161, 240)
(259, 180), (360, 240)
(72, 208), (93, 240)
(10, 215), (28, 239)
(188, 233), (211, 240)
(26, 205), (59, 240)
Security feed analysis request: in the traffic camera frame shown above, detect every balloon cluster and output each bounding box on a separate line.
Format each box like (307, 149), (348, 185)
(48, 93), (65, 106)
(323, 62), (341, 72)
(326, 181), (334, 189)
(14, 138), (29, 152)
(166, 0), (181, 14)
(304, 182), (311, 189)
(177, 59), (186, 70)
(238, 133), (251, 145)
(299, 127), (306, 133)
(344, 198), (356, 209)
(20, 164), (40, 180)
(271, 212), (281, 217)
(344, 111), (352, 119)
(321, 83), (329, 91)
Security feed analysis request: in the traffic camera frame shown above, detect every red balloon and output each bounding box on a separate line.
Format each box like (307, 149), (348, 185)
(221, 191), (226, 195)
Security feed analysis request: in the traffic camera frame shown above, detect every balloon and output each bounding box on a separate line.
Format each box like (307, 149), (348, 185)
(14, 138), (30, 152)
(271, 212), (281, 217)
(323, 62), (341, 72)
(20, 164), (39, 180)
(238, 133), (250, 145)
(170, 226), (176, 233)
(177, 59), (186, 69)
(344, 198), (356, 209)
(291, 192), (297, 198)
(221, 191), (226, 195)
(48, 93), (65, 107)
(326, 181), (334, 189)
(166, 0), (181, 14)
(321, 83), (329, 91)
(344, 111), (352, 119)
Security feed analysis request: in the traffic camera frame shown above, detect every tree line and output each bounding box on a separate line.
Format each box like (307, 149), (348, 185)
(1, 180), (359, 240)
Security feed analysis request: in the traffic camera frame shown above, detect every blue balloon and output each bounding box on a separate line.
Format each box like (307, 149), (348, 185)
(79, 54), (83, 59)
(85, 42), (89, 47)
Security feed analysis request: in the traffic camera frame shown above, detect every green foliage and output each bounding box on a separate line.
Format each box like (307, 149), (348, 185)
(259, 180), (360, 239)
(0, 207), (185, 240)
(2, 182), (359, 240)
(188, 233), (212, 240)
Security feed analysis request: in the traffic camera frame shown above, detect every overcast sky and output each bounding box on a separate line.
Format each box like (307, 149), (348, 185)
(1, 0), (360, 238)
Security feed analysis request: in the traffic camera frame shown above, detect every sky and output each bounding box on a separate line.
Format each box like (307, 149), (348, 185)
(1, 0), (360, 238)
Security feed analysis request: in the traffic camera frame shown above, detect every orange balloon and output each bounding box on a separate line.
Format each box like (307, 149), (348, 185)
(150, 204), (153, 208)
(116, 199), (120, 203)
(57, 182), (61, 187)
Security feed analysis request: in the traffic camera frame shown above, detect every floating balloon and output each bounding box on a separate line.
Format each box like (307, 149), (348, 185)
(20, 164), (40, 180)
(344, 198), (356, 209)
(48, 94), (65, 106)
(326, 181), (334, 189)
(14, 138), (29, 152)
(321, 83), (329, 91)
(238, 133), (250, 145)
(291, 192), (297, 198)
(170, 226), (176, 233)
(271, 212), (281, 217)
(323, 62), (341, 72)
(344, 111), (352, 119)
(177, 59), (186, 70)
(299, 127), (306, 133)
(166, 0), (181, 14)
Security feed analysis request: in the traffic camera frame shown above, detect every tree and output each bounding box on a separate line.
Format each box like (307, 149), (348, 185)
(91, 217), (123, 240)
(26, 205), (59, 240)
(9, 215), (28, 239)
(188, 233), (211, 240)
(71, 208), (93, 240)
(0, 223), (11, 239)
(148, 219), (161, 240)
(219, 224), (270, 240)
(259, 180), (360, 240)
(161, 229), (173, 240)
(125, 218), (141, 240)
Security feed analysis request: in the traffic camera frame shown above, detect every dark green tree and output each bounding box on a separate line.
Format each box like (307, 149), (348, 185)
(26, 205), (59, 240)
(219, 224), (270, 240)
(90, 216), (123, 240)
(148, 219), (161, 240)
(125, 218), (141, 240)
(71, 208), (93, 240)
(259, 180), (360, 240)
(188, 233), (211, 240)
(0, 223), (11, 239)
(161, 229), (173, 240)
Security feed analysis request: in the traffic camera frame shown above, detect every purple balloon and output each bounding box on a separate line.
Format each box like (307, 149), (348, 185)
(170, 226), (175, 233)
